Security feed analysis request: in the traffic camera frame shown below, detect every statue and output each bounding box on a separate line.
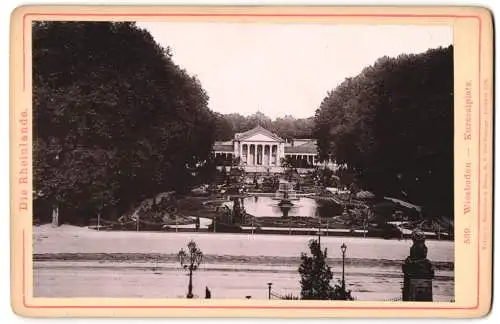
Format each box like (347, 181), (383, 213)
(232, 197), (243, 225)
(195, 216), (200, 231)
(402, 230), (435, 301)
(409, 230), (428, 260)
(220, 205), (232, 224)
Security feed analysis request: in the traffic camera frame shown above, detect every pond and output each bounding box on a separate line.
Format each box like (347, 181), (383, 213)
(241, 196), (318, 218)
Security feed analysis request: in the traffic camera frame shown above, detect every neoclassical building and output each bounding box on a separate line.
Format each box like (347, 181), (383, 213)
(213, 125), (320, 173)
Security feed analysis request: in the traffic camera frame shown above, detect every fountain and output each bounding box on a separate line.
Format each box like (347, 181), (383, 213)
(273, 180), (297, 217)
(239, 180), (317, 218)
(274, 180), (298, 201)
(278, 199), (293, 218)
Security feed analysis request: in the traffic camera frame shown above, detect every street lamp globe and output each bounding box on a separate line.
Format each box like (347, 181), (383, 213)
(341, 243), (347, 254)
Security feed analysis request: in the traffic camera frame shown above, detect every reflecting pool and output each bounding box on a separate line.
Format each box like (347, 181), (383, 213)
(242, 196), (318, 218)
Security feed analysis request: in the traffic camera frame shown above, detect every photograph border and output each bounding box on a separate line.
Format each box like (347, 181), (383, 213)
(10, 5), (493, 318)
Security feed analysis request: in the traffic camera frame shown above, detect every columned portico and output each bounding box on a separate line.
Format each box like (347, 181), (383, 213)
(212, 125), (320, 174)
(238, 142), (281, 167)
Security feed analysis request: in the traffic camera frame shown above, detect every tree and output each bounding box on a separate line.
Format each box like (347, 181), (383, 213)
(335, 166), (356, 188)
(197, 156), (217, 184)
(313, 46), (453, 221)
(214, 112), (315, 141)
(212, 112), (234, 141)
(280, 156), (295, 182)
(298, 239), (353, 300)
(282, 293), (300, 300)
(246, 111), (273, 131)
(33, 21), (216, 224)
(231, 156), (241, 167)
(314, 167), (339, 188)
(274, 115), (314, 140)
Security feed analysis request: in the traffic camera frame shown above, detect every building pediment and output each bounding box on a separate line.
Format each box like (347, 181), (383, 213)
(236, 125), (284, 142)
(243, 132), (281, 142)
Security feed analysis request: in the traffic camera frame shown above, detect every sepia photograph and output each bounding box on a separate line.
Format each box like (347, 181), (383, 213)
(30, 19), (456, 303)
(29, 19), (457, 303)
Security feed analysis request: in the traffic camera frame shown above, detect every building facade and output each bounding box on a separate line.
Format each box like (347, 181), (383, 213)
(213, 125), (320, 173)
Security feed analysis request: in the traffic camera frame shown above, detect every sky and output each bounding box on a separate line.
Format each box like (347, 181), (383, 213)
(137, 22), (452, 119)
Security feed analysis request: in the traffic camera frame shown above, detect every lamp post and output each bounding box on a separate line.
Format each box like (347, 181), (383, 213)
(178, 240), (203, 299)
(136, 212), (140, 232)
(267, 282), (273, 300)
(363, 208), (369, 239)
(318, 218), (322, 247)
(341, 243), (347, 299)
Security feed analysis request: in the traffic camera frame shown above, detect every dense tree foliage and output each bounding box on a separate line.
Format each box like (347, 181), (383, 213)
(314, 46), (453, 219)
(33, 21), (216, 224)
(299, 239), (353, 300)
(213, 112), (314, 141)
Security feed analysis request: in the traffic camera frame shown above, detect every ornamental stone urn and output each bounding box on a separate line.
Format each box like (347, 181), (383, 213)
(402, 230), (435, 301)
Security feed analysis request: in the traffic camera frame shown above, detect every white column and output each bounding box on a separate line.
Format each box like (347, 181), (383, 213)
(263, 145), (267, 166)
(273, 145), (277, 166)
(275, 144), (279, 165)
(254, 143), (257, 165)
(262, 145), (265, 166)
(263, 144), (266, 166)
(255, 144), (258, 165)
(259, 144), (263, 165)
(271, 145), (274, 166)
(270, 145), (273, 166)
(278, 143), (283, 165)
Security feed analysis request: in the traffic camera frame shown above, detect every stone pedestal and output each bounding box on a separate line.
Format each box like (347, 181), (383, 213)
(402, 230), (435, 301)
(51, 206), (59, 227)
